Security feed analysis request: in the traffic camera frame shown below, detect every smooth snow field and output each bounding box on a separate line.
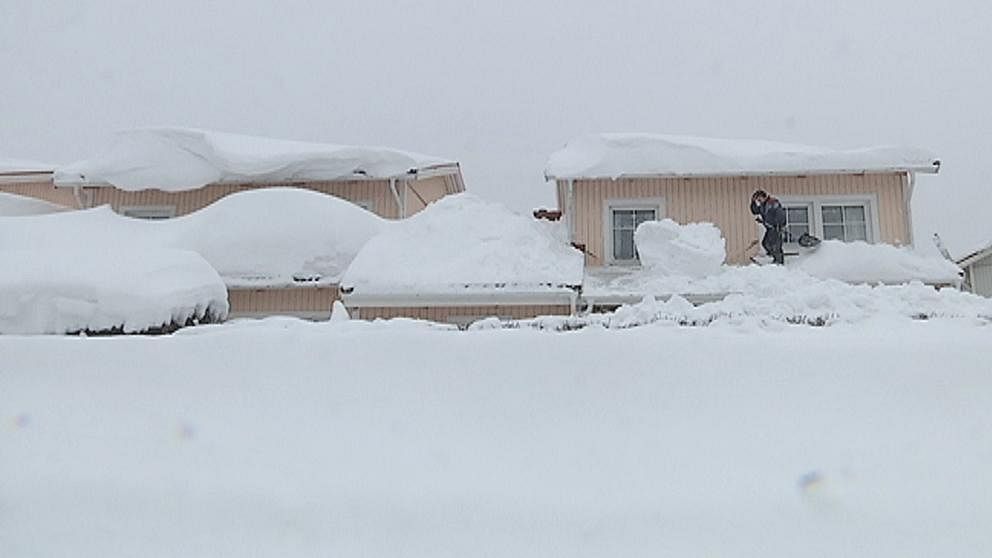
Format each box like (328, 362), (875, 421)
(2, 318), (991, 557)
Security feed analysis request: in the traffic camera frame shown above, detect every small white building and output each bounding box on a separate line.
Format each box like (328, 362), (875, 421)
(958, 243), (992, 297)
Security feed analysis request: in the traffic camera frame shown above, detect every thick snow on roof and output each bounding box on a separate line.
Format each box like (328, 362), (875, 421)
(0, 158), (54, 174)
(0, 188), (387, 286)
(545, 133), (940, 179)
(342, 193), (584, 293)
(0, 249), (227, 334)
(55, 127), (457, 191)
(634, 219), (725, 278)
(0, 192), (69, 217)
(791, 240), (962, 284)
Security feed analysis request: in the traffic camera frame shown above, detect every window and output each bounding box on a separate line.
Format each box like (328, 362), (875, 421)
(611, 208), (656, 261)
(120, 205), (176, 220)
(821, 204), (868, 242)
(783, 205), (812, 243)
(778, 196), (877, 245)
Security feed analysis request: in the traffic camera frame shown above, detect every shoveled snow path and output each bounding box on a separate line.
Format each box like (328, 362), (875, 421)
(2, 319), (991, 557)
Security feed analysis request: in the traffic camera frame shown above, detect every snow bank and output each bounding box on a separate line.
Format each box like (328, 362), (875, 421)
(0, 249), (227, 335)
(0, 188), (387, 286)
(634, 219), (725, 278)
(55, 127), (456, 191)
(790, 240), (962, 284)
(0, 192), (69, 217)
(342, 193), (584, 292)
(545, 133), (939, 178)
(4, 318), (992, 556)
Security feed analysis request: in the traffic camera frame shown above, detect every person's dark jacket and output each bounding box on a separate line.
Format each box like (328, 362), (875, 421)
(750, 197), (786, 229)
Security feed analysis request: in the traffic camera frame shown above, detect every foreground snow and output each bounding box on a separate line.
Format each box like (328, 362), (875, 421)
(545, 133), (939, 178)
(0, 249), (227, 334)
(55, 127), (456, 191)
(2, 318), (990, 557)
(0, 192), (68, 217)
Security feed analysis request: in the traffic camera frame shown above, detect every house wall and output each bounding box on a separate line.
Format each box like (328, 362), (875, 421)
(404, 175), (457, 214)
(227, 286), (340, 319)
(82, 179), (402, 218)
(558, 172), (910, 266)
(0, 178), (78, 208)
(966, 258), (992, 297)
(350, 304), (571, 325)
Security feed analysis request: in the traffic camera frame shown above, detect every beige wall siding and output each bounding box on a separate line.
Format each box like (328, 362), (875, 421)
(351, 304), (571, 323)
(0, 179), (79, 208)
(404, 175), (451, 214)
(84, 180), (402, 218)
(968, 261), (992, 297)
(560, 173), (909, 266)
(228, 286), (339, 318)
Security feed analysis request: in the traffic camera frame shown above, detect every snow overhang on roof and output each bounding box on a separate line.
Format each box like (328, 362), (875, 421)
(54, 127), (460, 191)
(0, 158), (55, 178)
(957, 243), (992, 268)
(544, 133), (941, 180)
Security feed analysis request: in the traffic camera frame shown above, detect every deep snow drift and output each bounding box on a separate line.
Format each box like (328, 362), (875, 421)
(0, 249), (227, 334)
(0, 188), (387, 286)
(633, 218), (725, 278)
(793, 240), (963, 284)
(0, 192), (68, 217)
(545, 133), (939, 178)
(342, 193), (584, 293)
(2, 317), (991, 557)
(55, 127), (456, 191)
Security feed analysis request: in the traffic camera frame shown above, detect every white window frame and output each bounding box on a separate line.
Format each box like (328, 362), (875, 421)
(603, 197), (666, 265)
(120, 205), (177, 220)
(777, 195), (880, 245)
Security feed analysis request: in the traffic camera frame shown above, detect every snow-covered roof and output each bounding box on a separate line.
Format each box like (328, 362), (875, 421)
(545, 133), (941, 180)
(957, 242), (992, 268)
(0, 158), (54, 175)
(54, 127), (459, 191)
(341, 193), (585, 296)
(0, 188), (387, 287)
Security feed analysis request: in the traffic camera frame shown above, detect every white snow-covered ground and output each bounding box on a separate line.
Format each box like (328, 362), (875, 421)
(0, 188), (386, 286)
(0, 249), (227, 334)
(55, 127), (456, 191)
(2, 316), (991, 557)
(0, 192), (68, 217)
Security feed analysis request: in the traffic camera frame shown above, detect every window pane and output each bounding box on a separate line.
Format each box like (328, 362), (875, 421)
(613, 210), (633, 228)
(786, 207), (809, 225)
(844, 206), (866, 223)
(823, 224), (845, 240)
(821, 206), (843, 224)
(845, 223), (868, 241)
(634, 209), (656, 224)
(614, 229), (635, 260)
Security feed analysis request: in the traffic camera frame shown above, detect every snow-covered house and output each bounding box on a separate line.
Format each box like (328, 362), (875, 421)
(545, 133), (941, 267)
(0, 160), (77, 209)
(340, 194), (584, 326)
(958, 243), (992, 297)
(38, 128), (464, 220)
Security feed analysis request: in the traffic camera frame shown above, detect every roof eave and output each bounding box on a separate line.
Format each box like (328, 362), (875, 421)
(547, 164), (941, 182)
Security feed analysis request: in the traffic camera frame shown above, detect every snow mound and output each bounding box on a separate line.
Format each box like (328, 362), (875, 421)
(0, 192), (69, 217)
(55, 127), (456, 191)
(634, 219), (725, 278)
(790, 240), (962, 284)
(0, 249), (228, 335)
(545, 133), (939, 179)
(0, 188), (387, 286)
(342, 193), (584, 292)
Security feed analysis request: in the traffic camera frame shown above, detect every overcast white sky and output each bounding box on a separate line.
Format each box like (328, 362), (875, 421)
(2, 1), (989, 254)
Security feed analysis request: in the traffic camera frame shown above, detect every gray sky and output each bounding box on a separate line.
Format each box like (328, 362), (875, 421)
(2, 0), (989, 254)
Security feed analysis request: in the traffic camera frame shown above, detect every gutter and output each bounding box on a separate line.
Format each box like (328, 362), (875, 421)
(547, 163), (942, 182)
